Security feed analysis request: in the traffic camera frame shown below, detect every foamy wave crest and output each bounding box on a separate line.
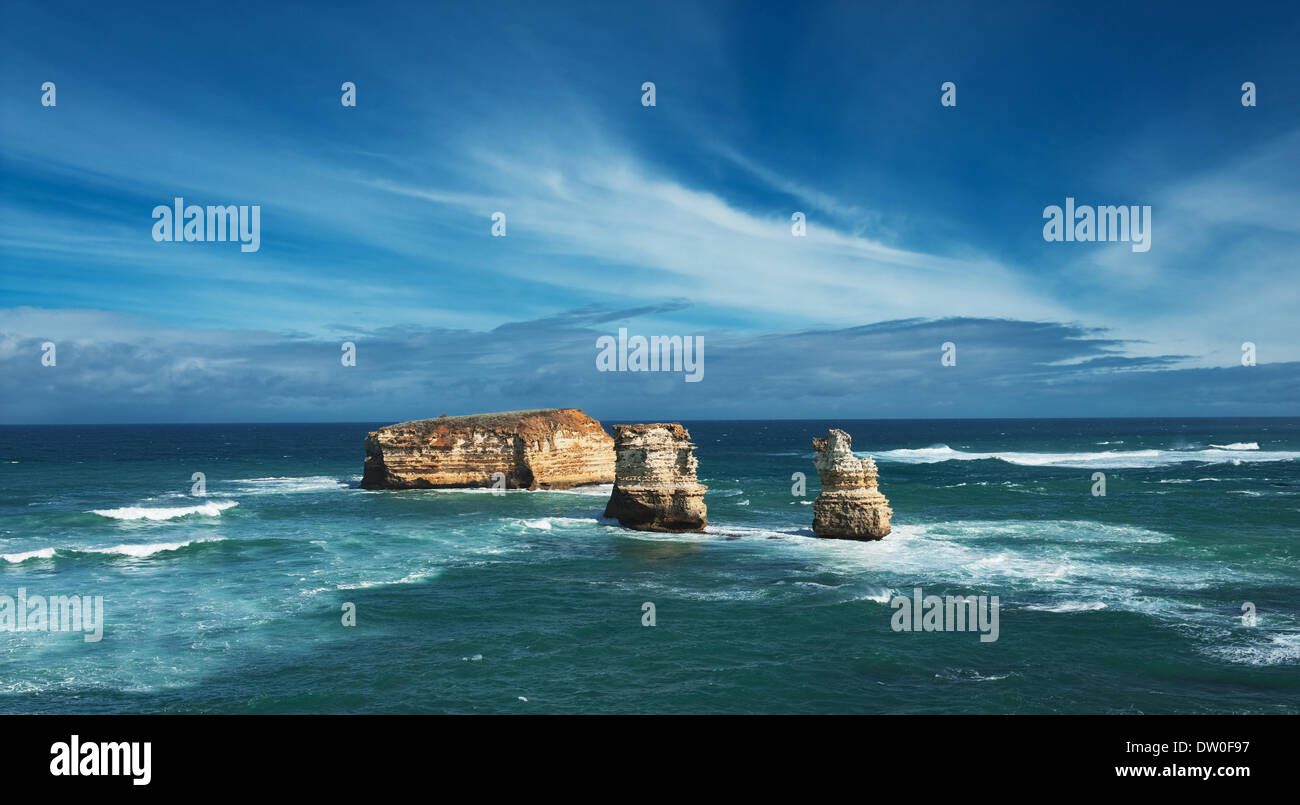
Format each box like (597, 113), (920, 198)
(935, 669), (1013, 682)
(548, 483), (614, 497)
(704, 524), (806, 540)
(3, 539), (225, 562)
(763, 520), (1260, 625)
(1211, 633), (1300, 666)
(855, 588), (894, 604)
(509, 517), (599, 531)
(90, 501), (238, 521)
(418, 483), (613, 496)
(337, 569), (440, 589)
(872, 444), (1298, 468)
(1, 547), (56, 563)
(231, 476), (350, 493)
(1025, 601), (1108, 613)
(84, 537), (227, 557)
(1210, 442), (1260, 450)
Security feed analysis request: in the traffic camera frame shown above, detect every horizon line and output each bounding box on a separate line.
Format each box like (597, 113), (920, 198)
(2, 414), (1297, 427)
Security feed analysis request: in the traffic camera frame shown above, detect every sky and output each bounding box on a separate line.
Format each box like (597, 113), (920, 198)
(1, 0), (1298, 423)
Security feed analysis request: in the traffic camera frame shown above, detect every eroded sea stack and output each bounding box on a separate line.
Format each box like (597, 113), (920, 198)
(361, 408), (614, 490)
(603, 424), (707, 532)
(811, 429), (892, 540)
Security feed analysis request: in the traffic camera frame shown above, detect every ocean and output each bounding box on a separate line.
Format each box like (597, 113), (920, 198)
(1, 418), (1297, 714)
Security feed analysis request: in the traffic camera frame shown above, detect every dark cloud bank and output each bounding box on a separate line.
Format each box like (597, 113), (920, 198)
(1, 308), (1295, 424)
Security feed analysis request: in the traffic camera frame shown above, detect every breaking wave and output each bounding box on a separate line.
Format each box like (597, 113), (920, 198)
(89, 501), (238, 521)
(335, 569), (441, 590)
(1210, 633), (1300, 666)
(1024, 601), (1108, 613)
(871, 444), (1297, 468)
(511, 516), (600, 531)
(1, 537), (227, 563)
(80, 538), (228, 557)
(1, 547), (57, 563)
(230, 476), (350, 494)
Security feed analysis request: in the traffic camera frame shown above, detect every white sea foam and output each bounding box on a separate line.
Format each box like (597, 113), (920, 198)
(2, 538), (226, 562)
(90, 500), (238, 521)
(926, 519), (1175, 544)
(704, 518), (1280, 631)
(417, 483), (614, 496)
(703, 524), (804, 540)
(231, 476), (349, 493)
(84, 537), (227, 557)
(336, 569), (440, 589)
(1, 547), (56, 563)
(1025, 601), (1108, 613)
(872, 444), (1298, 468)
(855, 588), (894, 604)
(548, 483), (615, 497)
(1209, 442), (1260, 450)
(1210, 633), (1300, 666)
(511, 517), (599, 531)
(936, 669), (1013, 682)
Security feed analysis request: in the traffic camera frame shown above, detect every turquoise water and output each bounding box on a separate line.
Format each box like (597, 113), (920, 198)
(1, 419), (1297, 713)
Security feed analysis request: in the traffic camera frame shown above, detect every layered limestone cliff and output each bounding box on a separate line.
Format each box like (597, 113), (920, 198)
(811, 429), (892, 540)
(603, 423), (707, 532)
(361, 408), (614, 490)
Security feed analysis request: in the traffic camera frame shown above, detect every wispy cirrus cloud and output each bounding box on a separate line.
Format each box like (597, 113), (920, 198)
(2, 0), (1298, 424)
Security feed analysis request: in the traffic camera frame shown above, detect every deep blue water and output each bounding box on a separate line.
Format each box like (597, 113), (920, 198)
(1, 418), (1297, 713)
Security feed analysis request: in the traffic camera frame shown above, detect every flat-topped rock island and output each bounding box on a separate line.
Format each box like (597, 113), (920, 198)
(361, 408), (615, 490)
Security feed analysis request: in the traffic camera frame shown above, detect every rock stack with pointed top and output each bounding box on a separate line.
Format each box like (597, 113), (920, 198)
(603, 423), (707, 532)
(811, 429), (892, 540)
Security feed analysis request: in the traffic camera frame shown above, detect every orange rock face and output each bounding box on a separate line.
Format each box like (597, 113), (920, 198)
(361, 408), (615, 490)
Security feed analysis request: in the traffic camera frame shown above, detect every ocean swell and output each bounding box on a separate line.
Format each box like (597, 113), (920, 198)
(89, 501), (238, 521)
(871, 444), (1297, 468)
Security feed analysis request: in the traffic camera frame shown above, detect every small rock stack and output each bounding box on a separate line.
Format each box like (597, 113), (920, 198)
(811, 429), (892, 540)
(603, 423), (708, 532)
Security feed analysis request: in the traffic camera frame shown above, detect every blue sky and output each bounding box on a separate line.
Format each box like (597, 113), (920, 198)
(2, 0), (1298, 423)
